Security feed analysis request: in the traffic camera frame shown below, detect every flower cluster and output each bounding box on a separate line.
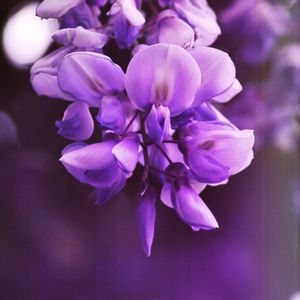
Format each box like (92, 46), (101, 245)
(30, 0), (254, 256)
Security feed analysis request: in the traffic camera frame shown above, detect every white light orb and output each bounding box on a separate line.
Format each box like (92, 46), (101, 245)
(2, 2), (58, 68)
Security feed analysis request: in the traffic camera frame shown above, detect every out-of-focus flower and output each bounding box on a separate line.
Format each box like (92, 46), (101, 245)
(220, 0), (290, 64)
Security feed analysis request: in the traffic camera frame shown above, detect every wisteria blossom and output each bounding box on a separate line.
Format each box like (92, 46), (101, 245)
(30, 0), (255, 256)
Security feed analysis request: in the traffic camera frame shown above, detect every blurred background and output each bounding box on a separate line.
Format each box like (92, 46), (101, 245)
(0, 0), (299, 299)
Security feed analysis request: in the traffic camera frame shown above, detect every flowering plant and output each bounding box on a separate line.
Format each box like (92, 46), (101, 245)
(30, 0), (254, 256)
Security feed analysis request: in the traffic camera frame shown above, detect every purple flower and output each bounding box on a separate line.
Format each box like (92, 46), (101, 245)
(180, 120), (254, 184)
(125, 43), (201, 116)
(137, 184), (156, 257)
(160, 163), (218, 230)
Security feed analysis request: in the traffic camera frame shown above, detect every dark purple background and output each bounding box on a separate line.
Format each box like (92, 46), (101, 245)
(0, 1), (299, 299)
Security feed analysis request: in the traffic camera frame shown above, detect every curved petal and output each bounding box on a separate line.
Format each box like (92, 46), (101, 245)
(30, 46), (74, 100)
(137, 185), (156, 257)
(55, 101), (94, 141)
(60, 140), (116, 170)
(186, 148), (230, 183)
(52, 27), (108, 49)
(112, 134), (140, 173)
(173, 184), (219, 230)
(158, 16), (194, 49)
(173, 0), (221, 46)
(200, 129), (255, 176)
(36, 0), (83, 19)
(58, 52), (125, 106)
(190, 47), (236, 105)
(212, 79), (243, 103)
(160, 183), (174, 208)
(125, 43), (201, 116)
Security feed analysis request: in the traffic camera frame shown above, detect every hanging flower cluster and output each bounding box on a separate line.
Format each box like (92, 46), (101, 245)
(30, 0), (254, 256)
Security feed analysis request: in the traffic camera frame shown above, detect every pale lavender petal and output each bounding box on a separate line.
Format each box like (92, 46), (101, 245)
(173, 184), (219, 230)
(200, 128), (255, 176)
(125, 44), (201, 116)
(108, 0), (145, 26)
(112, 134), (140, 173)
(173, 0), (221, 46)
(60, 140), (116, 170)
(30, 46), (74, 100)
(212, 79), (243, 103)
(55, 101), (94, 141)
(137, 185), (156, 257)
(190, 47), (236, 105)
(52, 27), (108, 49)
(160, 183), (174, 208)
(158, 16), (194, 49)
(58, 52), (125, 106)
(37, 0), (83, 19)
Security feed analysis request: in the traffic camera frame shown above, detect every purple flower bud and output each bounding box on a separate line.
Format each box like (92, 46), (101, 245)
(145, 105), (172, 143)
(137, 184), (156, 257)
(172, 183), (219, 230)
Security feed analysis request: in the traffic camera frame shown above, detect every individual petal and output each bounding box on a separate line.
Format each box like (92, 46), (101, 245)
(109, 0), (145, 26)
(190, 47), (236, 105)
(137, 185), (156, 257)
(160, 183), (174, 208)
(145, 105), (171, 143)
(125, 44), (201, 116)
(186, 148), (230, 183)
(96, 95), (126, 133)
(61, 142), (125, 188)
(60, 140), (116, 170)
(173, 183), (219, 230)
(212, 79), (243, 103)
(55, 101), (94, 141)
(37, 0), (83, 19)
(157, 15), (194, 49)
(58, 52), (125, 106)
(173, 0), (221, 46)
(52, 26), (108, 49)
(199, 128), (255, 176)
(30, 46), (74, 100)
(113, 13), (141, 49)
(60, 2), (100, 29)
(112, 134), (140, 173)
